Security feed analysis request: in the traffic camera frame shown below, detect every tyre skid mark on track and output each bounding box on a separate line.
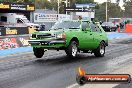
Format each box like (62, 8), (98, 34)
(0, 43), (129, 64)
(0, 52), (68, 72)
(106, 45), (131, 54)
(0, 43), (131, 88)
(0, 43), (131, 72)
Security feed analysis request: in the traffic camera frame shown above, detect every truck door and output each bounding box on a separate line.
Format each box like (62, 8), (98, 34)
(79, 22), (94, 49)
(90, 23), (102, 49)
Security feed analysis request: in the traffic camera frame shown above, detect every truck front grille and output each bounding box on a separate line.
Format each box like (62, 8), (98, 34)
(37, 34), (52, 39)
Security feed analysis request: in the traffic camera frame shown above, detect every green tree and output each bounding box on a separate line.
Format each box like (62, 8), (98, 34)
(95, 2), (122, 21)
(76, 0), (94, 4)
(124, 0), (132, 17)
(0, 0), (34, 3)
(69, 0), (76, 7)
(35, 0), (53, 9)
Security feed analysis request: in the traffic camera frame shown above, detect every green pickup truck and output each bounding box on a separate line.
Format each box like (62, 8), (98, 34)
(28, 20), (108, 58)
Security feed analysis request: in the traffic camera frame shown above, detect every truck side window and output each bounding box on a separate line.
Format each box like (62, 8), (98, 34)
(1, 16), (7, 22)
(82, 22), (89, 30)
(90, 23), (96, 32)
(90, 23), (101, 32)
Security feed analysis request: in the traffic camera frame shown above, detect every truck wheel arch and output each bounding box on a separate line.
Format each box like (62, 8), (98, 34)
(70, 37), (79, 45)
(101, 40), (108, 47)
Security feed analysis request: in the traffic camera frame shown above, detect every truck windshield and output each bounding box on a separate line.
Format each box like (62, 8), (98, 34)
(51, 21), (81, 30)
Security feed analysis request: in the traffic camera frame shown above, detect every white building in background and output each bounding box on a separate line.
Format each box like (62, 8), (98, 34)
(33, 9), (71, 23)
(34, 13), (71, 23)
(33, 9), (71, 30)
(75, 4), (96, 21)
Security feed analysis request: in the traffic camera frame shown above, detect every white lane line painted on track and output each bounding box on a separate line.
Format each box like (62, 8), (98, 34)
(66, 83), (78, 88)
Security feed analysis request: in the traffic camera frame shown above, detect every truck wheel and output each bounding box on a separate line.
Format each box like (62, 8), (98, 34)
(33, 48), (44, 58)
(94, 42), (105, 57)
(65, 41), (78, 58)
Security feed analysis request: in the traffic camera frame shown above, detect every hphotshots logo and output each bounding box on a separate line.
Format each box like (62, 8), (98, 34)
(76, 67), (131, 85)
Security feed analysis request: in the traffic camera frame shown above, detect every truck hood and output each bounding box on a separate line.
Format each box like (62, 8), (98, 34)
(33, 29), (65, 38)
(32, 29), (67, 39)
(36, 29), (65, 34)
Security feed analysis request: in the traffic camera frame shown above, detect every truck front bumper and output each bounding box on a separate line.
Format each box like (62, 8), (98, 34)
(28, 39), (65, 46)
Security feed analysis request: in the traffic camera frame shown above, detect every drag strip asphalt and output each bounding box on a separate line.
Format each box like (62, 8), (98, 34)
(0, 38), (132, 88)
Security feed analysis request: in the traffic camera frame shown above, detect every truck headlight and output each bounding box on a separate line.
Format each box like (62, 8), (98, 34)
(57, 33), (66, 39)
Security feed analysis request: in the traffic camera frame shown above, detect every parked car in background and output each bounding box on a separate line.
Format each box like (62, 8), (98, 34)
(101, 22), (118, 32)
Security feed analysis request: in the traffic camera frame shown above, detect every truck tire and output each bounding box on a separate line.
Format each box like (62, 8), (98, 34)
(94, 42), (105, 57)
(65, 41), (78, 58)
(33, 48), (44, 58)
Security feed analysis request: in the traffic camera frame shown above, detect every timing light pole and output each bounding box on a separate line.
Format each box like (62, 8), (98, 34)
(61, 0), (68, 15)
(106, 0), (108, 22)
(66, 0), (68, 15)
(58, 0), (60, 14)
